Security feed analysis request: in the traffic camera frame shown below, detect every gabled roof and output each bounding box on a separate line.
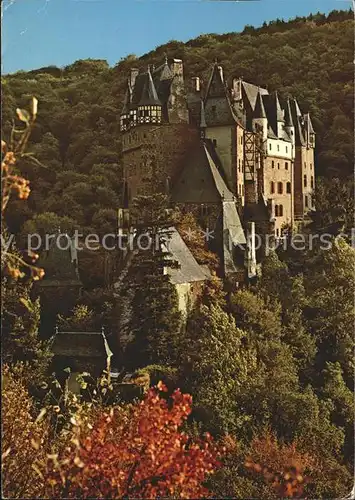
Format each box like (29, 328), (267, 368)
(172, 140), (235, 204)
(161, 228), (210, 285)
(204, 145), (235, 201)
(204, 64), (243, 127)
(223, 201), (246, 246)
(205, 63), (226, 98)
(52, 331), (111, 358)
(241, 81), (269, 111)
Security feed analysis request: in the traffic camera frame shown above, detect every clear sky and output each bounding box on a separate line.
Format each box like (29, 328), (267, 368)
(2, 0), (352, 74)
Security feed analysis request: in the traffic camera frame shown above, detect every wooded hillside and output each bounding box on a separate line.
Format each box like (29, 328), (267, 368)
(2, 9), (353, 239)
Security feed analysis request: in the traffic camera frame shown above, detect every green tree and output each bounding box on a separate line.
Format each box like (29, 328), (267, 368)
(123, 194), (182, 369)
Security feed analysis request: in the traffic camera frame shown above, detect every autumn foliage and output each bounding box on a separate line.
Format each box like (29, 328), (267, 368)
(43, 381), (221, 498)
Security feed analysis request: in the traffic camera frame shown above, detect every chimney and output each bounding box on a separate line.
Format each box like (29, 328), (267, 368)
(191, 76), (200, 92)
(130, 68), (139, 89)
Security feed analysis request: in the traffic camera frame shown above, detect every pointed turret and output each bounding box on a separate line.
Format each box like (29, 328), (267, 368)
(283, 98), (295, 145)
(252, 89), (268, 141)
(289, 99), (305, 146)
(205, 62), (226, 99)
(273, 91), (284, 122)
(204, 63), (238, 126)
(284, 98), (294, 127)
(253, 89), (267, 118)
(160, 57), (174, 81)
(293, 98), (302, 117)
(138, 67), (162, 106)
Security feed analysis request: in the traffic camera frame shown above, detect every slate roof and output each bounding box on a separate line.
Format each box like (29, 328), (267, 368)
(204, 145), (235, 201)
(204, 63), (243, 127)
(161, 228), (210, 285)
(52, 332), (112, 358)
(138, 67), (162, 106)
(241, 81), (268, 111)
(290, 98), (306, 146)
(283, 98), (294, 127)
(253, 90), (267, 119)
(223, 201), (246, 246)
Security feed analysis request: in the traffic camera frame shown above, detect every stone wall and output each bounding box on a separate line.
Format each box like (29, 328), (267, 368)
(262, 155), (293, 236)
(294, 145), (315, 218)
(122, 124), (199, 202)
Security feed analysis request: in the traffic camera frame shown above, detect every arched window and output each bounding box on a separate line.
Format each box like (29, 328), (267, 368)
(286, 182), (291, 194)
(304, 175), (307, 187)
(279, 205), (283, 216)
(271, 181), (275, 194)
(275, 205), (279, 217)
(278, 182), (283, 194)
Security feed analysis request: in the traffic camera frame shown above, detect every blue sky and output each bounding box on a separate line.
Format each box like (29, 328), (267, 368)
(2, 0), (352, 74)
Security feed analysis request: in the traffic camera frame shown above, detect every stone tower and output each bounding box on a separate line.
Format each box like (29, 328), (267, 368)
(120, 58), (199, 207)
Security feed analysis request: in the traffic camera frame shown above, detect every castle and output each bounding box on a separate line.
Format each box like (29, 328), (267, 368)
(119, 57), (316, 280)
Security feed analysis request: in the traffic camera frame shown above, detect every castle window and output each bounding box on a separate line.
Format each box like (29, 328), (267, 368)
(277, 144), (280, 152)
(275, 205), (279, 217)
(240, 136), (243, 145)
(270, 181), (275, 194)
(277, 162), (280, 169)
(305, 195), (309, 208)
(241, 161), (244, 173)
(279, 205), (283, 217)
(311, 176), (314, 188)
(310, 163), (313, 169)
(238, 159), (241, 172)
(242, 184), (245, 195)
(285, 162), (288, 170)
(286, 182), (291, 194)
(272, 160), (275, 168)
(304, 162), (307, 169)
(304, 175), (307, 187)
(276, 228), (280, 237)
(277, 182), (283, 194)
(269, 143), (272, 151)
(286, 146), (288, 153)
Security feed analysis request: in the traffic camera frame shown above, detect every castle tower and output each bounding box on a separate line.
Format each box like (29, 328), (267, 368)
(120, 58), (198, 206)
(284, 98), (295, 147)
(290, 98), (316, 223)
(204, 62), (245, 199)
(252, 89), (268, 142)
